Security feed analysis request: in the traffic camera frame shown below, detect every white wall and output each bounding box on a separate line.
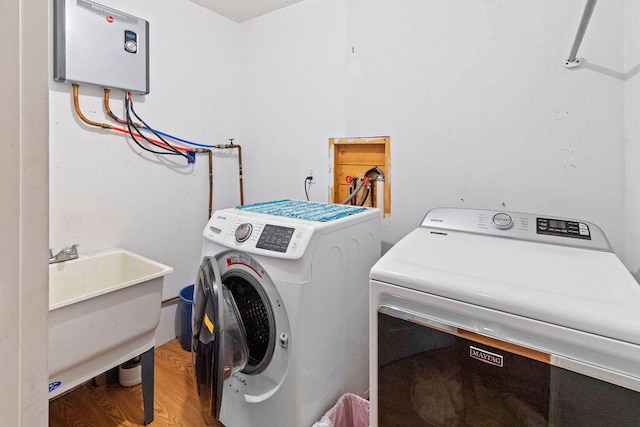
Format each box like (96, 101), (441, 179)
(239, 0), (349, 203)
(1, 0), (49, 424)
(49, 0), (241, 342)
(240, 0), (627, 257)
(625, 0), (640, 279)
(49, 0), (633, 349)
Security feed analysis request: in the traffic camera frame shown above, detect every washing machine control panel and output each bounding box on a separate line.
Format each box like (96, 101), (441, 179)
(204, 212), (314, 259)
(255, 224), (295, 252)
(491, 213), (513, 230)
(235, 223), (253, 242)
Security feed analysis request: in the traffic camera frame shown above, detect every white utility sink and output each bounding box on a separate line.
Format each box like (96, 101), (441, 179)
(48, 248), (173, 398)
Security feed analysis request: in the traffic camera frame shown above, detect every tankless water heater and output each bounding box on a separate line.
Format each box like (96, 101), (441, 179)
(53, 0), (149, 94)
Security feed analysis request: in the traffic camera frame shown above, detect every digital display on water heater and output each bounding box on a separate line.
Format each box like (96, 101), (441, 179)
(124, 30), (138, 53)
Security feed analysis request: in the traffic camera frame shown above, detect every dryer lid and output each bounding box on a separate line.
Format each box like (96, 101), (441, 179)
(370, 225), (640, 346)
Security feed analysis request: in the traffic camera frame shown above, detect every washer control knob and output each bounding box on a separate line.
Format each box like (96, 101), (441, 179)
(492, 213), (513, 230)
(235, 223), (253, 242)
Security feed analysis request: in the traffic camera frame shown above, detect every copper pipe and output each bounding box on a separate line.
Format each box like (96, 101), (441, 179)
(191, 148), (214, 218)
(206, 149), (213, 217)
(72, 84), (113, 129)
(196, 143), (243, 217)
(214, 143), (244, 206)
(103, 88), (127, 124)
(103, 88), (144, 128)
(76, 83), (217, 218)
(235, 144), (244, 205)
(104, 84), (213, 217)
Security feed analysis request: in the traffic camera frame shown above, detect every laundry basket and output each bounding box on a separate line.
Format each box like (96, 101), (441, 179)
(313, 393), (370, 427)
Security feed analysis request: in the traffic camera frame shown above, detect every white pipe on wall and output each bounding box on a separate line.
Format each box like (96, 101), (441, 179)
(565, 0), (597, 67)
(376, 176), (384, 217)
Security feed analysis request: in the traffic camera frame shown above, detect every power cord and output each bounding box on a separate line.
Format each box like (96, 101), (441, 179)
(125, 92), (192, 162)
(304, 176), (313, 201)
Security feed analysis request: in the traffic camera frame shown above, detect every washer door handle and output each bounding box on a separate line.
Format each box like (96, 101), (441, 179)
(279, 332), (289, 349)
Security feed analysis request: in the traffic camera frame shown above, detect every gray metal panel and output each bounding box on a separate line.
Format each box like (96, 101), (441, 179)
(144, 21), (150, 95)
(53, 0), (149, 94)
(53, 0), (66, 81)
(421, 207), (612, 251)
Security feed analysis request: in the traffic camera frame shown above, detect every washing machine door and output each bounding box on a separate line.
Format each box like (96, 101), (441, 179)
(193, 256), (250, 424)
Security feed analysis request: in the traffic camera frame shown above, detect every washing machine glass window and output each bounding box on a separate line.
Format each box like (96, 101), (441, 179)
(193, 254), (287, 422)
(220, 285), (250, 376)
(193, 257), (250, 421)
(192, 260), (223, 422)
(223, 270), (276, 374)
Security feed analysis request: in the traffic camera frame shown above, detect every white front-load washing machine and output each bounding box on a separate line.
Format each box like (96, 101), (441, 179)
(370, 207), (640, 427)
(193, 199), (381, 426)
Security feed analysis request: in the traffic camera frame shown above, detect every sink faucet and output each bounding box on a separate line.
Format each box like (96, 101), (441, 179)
(49, 244), (79, 264)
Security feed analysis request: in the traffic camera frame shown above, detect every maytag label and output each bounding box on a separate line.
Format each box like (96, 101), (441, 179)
(470, 346), (504, 367)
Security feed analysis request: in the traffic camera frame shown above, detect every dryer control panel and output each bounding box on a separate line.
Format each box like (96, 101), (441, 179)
(203, 211), (315, 259)
(536, 217), (591, 239)
(421, 208), (611, 251)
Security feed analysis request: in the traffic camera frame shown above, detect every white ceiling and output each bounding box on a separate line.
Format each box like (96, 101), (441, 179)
(188, 0), (306, 23)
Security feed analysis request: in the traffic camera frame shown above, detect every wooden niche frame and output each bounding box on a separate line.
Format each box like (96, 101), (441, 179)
(329, 136), (391, 218)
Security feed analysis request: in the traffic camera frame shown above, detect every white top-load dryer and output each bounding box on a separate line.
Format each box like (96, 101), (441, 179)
(370, 208), (640, 427)
(193, 200), (381, 426)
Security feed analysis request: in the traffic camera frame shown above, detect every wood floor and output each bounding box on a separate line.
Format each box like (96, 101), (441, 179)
(49, 339), (224, 427)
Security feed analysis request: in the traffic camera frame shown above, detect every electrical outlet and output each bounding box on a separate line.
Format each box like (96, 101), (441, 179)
(307, 167), (316, 180)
